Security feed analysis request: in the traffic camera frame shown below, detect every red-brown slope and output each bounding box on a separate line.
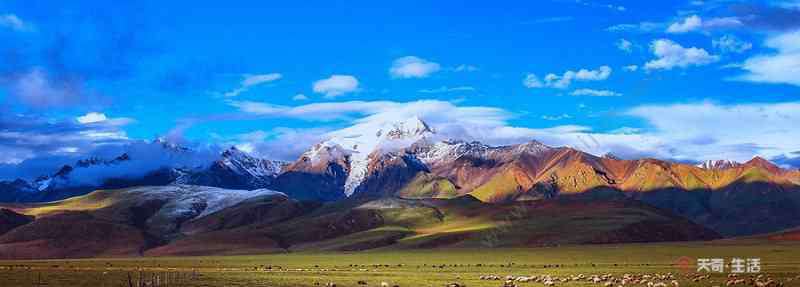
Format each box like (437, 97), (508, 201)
(0, 211), (146, 259)
(269, 144), (350, 201)
(399, 141), (800, 236)
(767, 228), (800, 241)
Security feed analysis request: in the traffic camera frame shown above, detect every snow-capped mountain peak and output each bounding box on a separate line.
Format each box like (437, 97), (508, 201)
(318, 116), (435, 196)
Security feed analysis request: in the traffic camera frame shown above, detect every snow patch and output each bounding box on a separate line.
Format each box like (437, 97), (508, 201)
(123, 185), (284, 220)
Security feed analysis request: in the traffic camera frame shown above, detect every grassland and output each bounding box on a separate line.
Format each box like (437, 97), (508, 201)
(0, 240), (798, 287)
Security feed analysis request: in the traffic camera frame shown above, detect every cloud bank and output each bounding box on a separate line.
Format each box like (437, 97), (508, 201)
(736, 30), (800, 86)
(226, 99), (800, 167)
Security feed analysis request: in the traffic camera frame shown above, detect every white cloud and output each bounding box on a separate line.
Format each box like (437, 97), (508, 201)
(223, 73), (282, 97)
(645, 39), (719, 70)
(524, 66), (612, 89)
(666, 15), (742, 34)
(292, 94), (308, 101)
(616, 39), (633, 53)
(666, 15), (703, 33)
(736, 30), (800, 86)
(453, 64), (479, 72)
(610, 127), (641, 134)
(418, 86), (476, 94)
(570, 89), (622, 97)
(541, 114), (572, 121)
(77, 112), (108, 124)
(606, 22), (664, 33)
(713, 35), (752, 54)
(522, 74), (544, 88)
(237, 130), (269, 143)
(623, 65), (639, 72)
(231, 127), (333, 161)
(242, 74), (282, 86)
(0, 14), (32, 32)
(312, 75), (359, 98)
(389, 56), (441, 79)
(572, 66), (613, 80)
(704, 17), (743, 29)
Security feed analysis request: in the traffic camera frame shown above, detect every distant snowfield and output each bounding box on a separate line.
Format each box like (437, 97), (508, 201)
(121, 185), (285, 219)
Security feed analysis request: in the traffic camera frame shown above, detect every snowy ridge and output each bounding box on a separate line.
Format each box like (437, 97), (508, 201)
(415, 140), (490, 164)
(220, 147), (284, 177)
(696, 159), (741, 170)
(512, 140), (552, 155)
(415, 139), (552, 165)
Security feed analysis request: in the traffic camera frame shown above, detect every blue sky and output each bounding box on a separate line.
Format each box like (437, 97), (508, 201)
(2, 0), (800, 179)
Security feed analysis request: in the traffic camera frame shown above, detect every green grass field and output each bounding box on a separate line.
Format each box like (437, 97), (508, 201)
(1, 240), (798, 287)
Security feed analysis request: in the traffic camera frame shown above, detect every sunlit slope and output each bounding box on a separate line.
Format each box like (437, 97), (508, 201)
(392, 144), (800, 236)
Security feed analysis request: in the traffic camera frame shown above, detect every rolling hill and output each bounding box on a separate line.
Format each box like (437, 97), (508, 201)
(0, 185), (720, 259)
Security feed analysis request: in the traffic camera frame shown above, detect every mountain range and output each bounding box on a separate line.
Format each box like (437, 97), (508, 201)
(1, 117), (799, 258)
(0, 141), (286, 203)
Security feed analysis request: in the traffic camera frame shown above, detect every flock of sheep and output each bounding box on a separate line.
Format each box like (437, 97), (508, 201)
(475, 272), (796, 287)
(310, 272), (798, 287)
(479, 273), (680, 287)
